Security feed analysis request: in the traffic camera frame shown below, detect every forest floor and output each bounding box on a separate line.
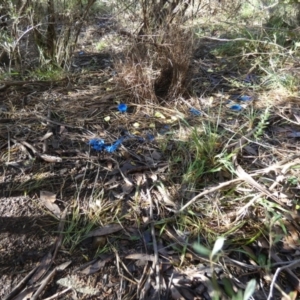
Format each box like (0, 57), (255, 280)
(1, 11), (300, 300)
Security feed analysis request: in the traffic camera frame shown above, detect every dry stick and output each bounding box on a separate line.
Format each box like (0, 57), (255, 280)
(52, 206), (68, 261)
(22, 208), (68, 299)
(114, 250), (137, 300)
(3, 266), (39, 300)
(235, 193), (263, 222)
(277, 112), (300, 126)
(31, 268), (57, 300)
(228, 130), (300, 296)
(147, 185), (161, 299)
(235, 164), (282, 205)
(178, 178), (240, 213)
(31, 261), (72, 300)
(200, 36), (285, 50)
(179, 128), (258, 212)
(42, 110), (51, 153)
(235, 163), (300, 230)
(137, 263), (151, 299)
(267, 257), (300, 300)
(178, 154), (300, 215)
(42, 287), (72, 300)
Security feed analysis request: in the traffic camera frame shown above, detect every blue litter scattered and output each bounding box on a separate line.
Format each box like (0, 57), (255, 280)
(159, 125), (170, 135)
(230, 104), (243, 111)
(146, 134), (155, 142)
(189, 107), (202, 116)
(287, 131), (300, 138)
(89, 130), (155, 153)
(231, 95), (253, 102)
(238, 95), (253, 102)
(79, 51), (85, 55)
(89, 137), (125, 153)
(89, 139), (106, 151)
(118, 103), (128, 113)
(104, 138), (125, 153)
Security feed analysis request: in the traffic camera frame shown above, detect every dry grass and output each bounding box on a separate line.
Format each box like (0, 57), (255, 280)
(114, 25), (193, 105)
(2, 1), (300, 299)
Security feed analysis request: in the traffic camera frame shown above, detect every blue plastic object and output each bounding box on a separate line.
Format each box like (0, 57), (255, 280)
(89, 137), (125, 153)
(146, 134), (155, 142)
(238, 95), (253, 102)
(89, 139), (106, 151)
(230, 104), (243, 111)
(105, 138), (124, 153)
(189, 107), (202, 116)
(89, 128), (156, 153)
(118, 103), (128, 113)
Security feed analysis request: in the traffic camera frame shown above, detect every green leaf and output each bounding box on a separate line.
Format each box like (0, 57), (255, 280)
(243, 279), (256, 300)
(193, 243), (211, 256)
(222, 277), (235, 297)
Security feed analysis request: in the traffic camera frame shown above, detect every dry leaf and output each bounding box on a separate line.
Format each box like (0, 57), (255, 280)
(152, 150), (162, 161)
(122, 182), (134, 194)
(40, 190), (61, 217)
(170, 286), (184, 299)
(244, 145), (257, 156)
(125, 253), (156, 262)
(80, 255), (113, 275)
(29, 252), (52, 284)
(86, 224), (123, 238)
(11, 287), (36, 300)
(40, 131), (53, 141)
(39, 154), (62, 163)
(57, 275), (99, 295)
(40, 191), (56, 203)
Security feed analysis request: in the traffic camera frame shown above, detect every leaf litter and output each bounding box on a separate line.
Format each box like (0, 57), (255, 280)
(2, 16), (300, 300)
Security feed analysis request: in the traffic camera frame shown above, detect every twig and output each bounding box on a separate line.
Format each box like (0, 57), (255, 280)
(52, 206), (68, 260)
(200, 36), (285, 50)
(3, 266), (38, 300)
(235, 193), (263, 221)
(31, 261), (72, 300)
(31, 268), (57, 300)
(267, 257), (300, 300)
(178, 178), (240, 212)
(147, 185), (161, 299)
(42, 287), (72, 300)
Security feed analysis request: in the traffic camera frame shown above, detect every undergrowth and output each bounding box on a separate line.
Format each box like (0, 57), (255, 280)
(2, 0), (300, 299)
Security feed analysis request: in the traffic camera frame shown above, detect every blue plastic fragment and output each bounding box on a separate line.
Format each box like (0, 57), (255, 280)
(230, 104), (243, 111)
(159, 125), (170, 135)
(231, 95), (253, 102)
(89, 137), (125, 153)
(189, 107), (202, 116)
(118, 103), (128, 113)
(146, 134), (155, 142)
(287, 131), (300, 138)
(89, 130), (157, 153)
(105, 138), (124, 153)
(238, 95), (253, 102)
(89, 139), (106, 151)
(79, 51), (85, 55)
